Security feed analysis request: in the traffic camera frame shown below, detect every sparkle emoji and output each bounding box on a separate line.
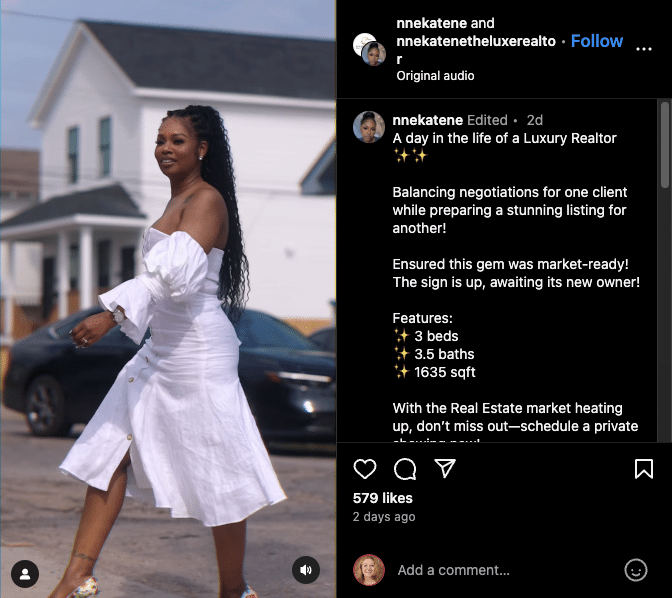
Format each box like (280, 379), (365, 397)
(395, 147), (409, 163)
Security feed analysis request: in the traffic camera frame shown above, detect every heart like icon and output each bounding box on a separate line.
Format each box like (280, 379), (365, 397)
(353, 459), (377, 479)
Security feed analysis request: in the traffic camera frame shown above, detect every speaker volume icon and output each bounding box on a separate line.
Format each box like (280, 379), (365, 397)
(293, 557), (320, 584)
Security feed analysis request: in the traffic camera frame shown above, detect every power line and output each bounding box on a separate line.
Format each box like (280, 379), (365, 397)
(0, 9), (75, 23)
(0, 164), (315, 194)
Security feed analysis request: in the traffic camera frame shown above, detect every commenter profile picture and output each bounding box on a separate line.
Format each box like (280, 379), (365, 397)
(354, 554), (385, 586)
(354, 112), (385, 144)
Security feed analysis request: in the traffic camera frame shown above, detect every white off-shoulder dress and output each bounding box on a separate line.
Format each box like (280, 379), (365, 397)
(59, 227), (286, 526)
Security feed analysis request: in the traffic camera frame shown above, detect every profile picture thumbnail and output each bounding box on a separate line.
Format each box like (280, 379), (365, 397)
(353, 33), (376, 56)
(354, 111), (385, 144)
(362, 41), (386, 66)
(354, 554), (385, 586)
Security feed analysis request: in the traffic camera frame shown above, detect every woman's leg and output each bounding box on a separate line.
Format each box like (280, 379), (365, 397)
(48, 449), (132, 598)
(212, 519), (249, 598)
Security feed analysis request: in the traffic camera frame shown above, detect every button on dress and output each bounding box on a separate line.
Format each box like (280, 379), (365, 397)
(59, 228), (286, 526)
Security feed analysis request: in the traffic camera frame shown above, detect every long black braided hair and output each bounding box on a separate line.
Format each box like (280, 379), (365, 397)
(164, 105), (249, 322)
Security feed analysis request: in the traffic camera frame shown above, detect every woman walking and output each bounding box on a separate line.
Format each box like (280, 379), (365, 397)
(49, 105), (286, 598)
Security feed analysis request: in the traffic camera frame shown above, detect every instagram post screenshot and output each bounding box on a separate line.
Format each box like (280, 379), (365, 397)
(1, 4), (335, 598)
(337, 8), (670, 594)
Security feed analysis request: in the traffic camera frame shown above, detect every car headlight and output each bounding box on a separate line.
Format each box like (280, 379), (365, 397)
(265, 371), (333, 386)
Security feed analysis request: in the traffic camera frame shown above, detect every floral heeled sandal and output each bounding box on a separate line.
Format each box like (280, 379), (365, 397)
(66, 576), (99, 597)
(241, 582), (258, 598)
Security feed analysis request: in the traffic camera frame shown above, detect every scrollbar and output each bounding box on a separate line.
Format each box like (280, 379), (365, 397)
(662, 101), (670, 188)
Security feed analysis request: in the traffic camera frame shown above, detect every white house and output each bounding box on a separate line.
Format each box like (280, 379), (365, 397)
(1, 20), (335, 340)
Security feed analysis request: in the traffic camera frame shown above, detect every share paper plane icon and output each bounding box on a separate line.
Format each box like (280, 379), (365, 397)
(435, 459), (456, 478)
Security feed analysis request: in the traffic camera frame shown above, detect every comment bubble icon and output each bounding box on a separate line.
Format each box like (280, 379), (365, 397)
(394, 458), (417, 480)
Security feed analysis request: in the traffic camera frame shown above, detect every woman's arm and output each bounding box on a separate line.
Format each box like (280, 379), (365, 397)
(88, 189), (226, 347)
(70, 309), (118, 348)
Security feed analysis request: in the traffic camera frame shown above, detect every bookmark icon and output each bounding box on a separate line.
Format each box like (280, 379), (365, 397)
(634, 459), (653, 479)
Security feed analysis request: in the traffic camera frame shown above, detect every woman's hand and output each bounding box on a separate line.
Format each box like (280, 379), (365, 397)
(70, 311), (117, 348)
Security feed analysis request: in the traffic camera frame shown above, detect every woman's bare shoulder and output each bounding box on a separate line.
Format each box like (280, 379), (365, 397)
(183, 184), (226, 218)
(178, 184), (228, 252)
(185, 182), (224, 205)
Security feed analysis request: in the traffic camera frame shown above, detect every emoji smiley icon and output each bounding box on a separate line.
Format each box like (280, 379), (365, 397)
(624, 558), (647, 582)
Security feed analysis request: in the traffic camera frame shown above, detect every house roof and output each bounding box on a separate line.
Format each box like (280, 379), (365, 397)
(1, 184), (145, 228)
(82, 20), (334, 100)
(301, 138), (335, 196)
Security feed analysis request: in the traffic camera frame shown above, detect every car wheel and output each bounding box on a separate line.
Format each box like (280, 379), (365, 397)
(25, 375), (71, 436)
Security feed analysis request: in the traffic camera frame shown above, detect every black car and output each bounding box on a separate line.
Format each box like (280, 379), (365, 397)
(2, 307), (335, 443)
(308, 326), (335, 353)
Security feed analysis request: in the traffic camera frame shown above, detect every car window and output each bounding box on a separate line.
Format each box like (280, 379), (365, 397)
(311, 330), (327, 345)
(234, 311), (317, 350)
(310, 328), (335, 352)
(322, 329), (335, 352)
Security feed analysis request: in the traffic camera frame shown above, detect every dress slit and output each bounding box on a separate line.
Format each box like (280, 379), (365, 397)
(118, 447), (132, 472)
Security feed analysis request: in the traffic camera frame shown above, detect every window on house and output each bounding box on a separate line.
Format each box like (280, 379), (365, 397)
(121, 246), (135, 281)
(68, 126), (79, 183)
(18, 191), (35, 200)
(99, 117), (111, 177)
(98, 240), (111, 287)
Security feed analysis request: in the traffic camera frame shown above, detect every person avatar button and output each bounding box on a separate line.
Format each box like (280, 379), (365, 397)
(11, 560), (40, 588)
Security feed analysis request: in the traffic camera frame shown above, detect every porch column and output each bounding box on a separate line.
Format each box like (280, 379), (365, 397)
(57, 230), (69, 319)
(135, 228), (145, 278)
(79, 226), (94, 309)
(3, 242), (15, 340)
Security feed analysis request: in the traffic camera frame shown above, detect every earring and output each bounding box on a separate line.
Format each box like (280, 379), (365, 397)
(199, 155), (203, 161)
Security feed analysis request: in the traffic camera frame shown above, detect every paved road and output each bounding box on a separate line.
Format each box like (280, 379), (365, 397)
(1, 406), (334, 598)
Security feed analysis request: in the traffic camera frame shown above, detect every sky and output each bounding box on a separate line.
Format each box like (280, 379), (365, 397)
(0, 0), (334, 149)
